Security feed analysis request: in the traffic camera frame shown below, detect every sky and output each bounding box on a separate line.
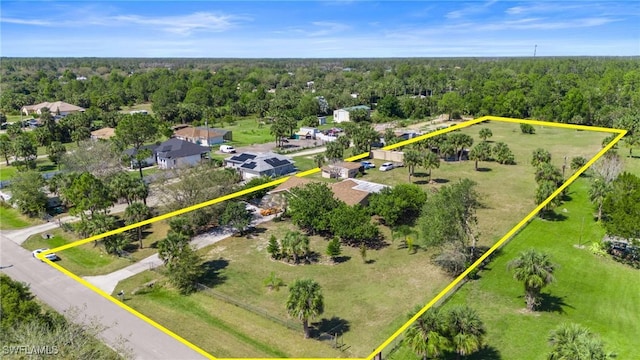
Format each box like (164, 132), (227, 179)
(1, 0), (639, 57)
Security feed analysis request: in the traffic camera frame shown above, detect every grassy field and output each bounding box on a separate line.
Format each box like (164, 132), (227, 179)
(390, 177), (640, 359)
(0, 205), (42, 229)
(113, 274), (346, 358)
(119, 103), (154, 114)
(22, 221), (170, 276)
(308, 121), (610, 249)
(112, 121), (613, 358)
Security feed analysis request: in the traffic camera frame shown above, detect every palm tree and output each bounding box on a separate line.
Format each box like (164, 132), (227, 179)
(532, 148), (552, 168)
(468, 141), (491, 171)
(478, 128), (493, 142)
(447, 305), (486, 359)
(124, 202), (152, 249)
(404, 308), (451, 359)
(313, 153), (325, 168)
(281, 231), (310, 264)
(421, 151), (440, 182)
(548, 323), (615, 360)
(507, 249), (557, 311)
(624, 134), (638, 157)
(589, 178), (610, 222)
(286, 279), (324, 338)
(404, 148), (423, 182)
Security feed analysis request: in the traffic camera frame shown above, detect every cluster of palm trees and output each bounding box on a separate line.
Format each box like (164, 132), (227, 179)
(268, 230), (311, 264)
(404, 305), (486, 359)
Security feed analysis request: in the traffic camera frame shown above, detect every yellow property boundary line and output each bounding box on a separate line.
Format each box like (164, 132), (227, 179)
(36, 116), (625, 360)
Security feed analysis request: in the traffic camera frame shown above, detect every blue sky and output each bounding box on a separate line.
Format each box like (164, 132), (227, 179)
(1, 1), (639, 57)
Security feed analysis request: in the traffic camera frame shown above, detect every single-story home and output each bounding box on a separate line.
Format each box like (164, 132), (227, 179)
(124, 138), (210, 170)
(173, 126), (225, 146)
(225, 152), (295, 180)
(321, 161), (363, 179)
(90, 127), (115, 140)
(332, 105), (371, 123)
(265, 177), (388, 207)
(21, 101), (85, 116)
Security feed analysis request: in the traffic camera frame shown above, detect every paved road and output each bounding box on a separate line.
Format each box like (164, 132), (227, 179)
(0, 233), (207, 359)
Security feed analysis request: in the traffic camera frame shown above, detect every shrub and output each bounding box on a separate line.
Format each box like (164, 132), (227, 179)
(520, 123), (536, 134)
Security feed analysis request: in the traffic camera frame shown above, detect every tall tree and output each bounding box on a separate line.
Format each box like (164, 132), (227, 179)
(287, 182), (340, 234)
(507, 249), (556, 311)
(0, 134), (13, 165)
(9, 170), (47, 216)
(438, 92), (463, 120)
(420, 151), (440, 182)
(601, 172), (640, 240)
(478, 128), (493, 142)
(47, 141), (66, 169)
(114, 113), (159, 180)
(403, 148), (423, 183)
(447, 306), (486, 360)
(468, 141), (491, 171)
(220, 201), (253, 236)
(286, 279), (324, 339)
(158, 231), (203, 294)
(12, 133), (37, 169)
(61, 172), (114, 219)
(124, 202), (152, 249)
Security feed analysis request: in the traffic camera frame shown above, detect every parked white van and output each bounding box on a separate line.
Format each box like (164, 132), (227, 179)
(220, 145), (236, 153)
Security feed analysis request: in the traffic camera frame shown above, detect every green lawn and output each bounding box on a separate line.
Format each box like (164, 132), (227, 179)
(223, 117), (274, 147)
(112, 121), (614, 358)
(0, 205), (41, 229)
(390, 178), (640, 359)
(119, 103), (154, 115)
(22, 221), (170, 276)
(0, 157), (59, 181)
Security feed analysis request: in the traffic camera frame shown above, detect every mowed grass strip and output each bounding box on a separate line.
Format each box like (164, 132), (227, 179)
(115, 271), (345, 358)
(0, 206), (41, 229)
(22, 221), (169, 276)
(389, 178), (640, 359)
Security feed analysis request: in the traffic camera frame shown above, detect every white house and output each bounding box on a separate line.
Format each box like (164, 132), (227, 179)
(332, 105), (371, 123)
(154, 138), (210, 169)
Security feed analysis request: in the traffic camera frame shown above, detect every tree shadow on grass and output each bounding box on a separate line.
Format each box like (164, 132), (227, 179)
(539, 210), (567, 222)
(311, 316), (351, 338)
(538, 293), (573, 314)
(476, 167), (492, 172)
(332, 255), (351, 264)
(198, 258), (229, 288)
(446, 345), (501, 360)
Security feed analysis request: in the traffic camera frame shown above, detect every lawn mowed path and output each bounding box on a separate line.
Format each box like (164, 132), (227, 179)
(390, 177), (640, 359)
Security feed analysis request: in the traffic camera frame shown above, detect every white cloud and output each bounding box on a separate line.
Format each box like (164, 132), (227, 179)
(111, 12), (250, 35)
(308, 21), (350, 36)
(446, 0), (499, 20)
(0, 18), (54, 26)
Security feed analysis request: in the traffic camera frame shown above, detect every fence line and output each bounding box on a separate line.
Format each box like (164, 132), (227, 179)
(195, 283), (301, 332)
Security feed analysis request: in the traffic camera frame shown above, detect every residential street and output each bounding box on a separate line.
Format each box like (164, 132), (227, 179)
(0, 232), (207, 359)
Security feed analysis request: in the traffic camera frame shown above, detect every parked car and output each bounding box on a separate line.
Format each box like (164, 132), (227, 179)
(361, 161), (375, 169)
(379, 162), (394, 171)
(32, 248), (59, 262)
(220, 145), (236, 153)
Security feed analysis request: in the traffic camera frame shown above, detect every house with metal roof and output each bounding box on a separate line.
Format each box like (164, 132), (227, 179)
(225, 152), (295, 180)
